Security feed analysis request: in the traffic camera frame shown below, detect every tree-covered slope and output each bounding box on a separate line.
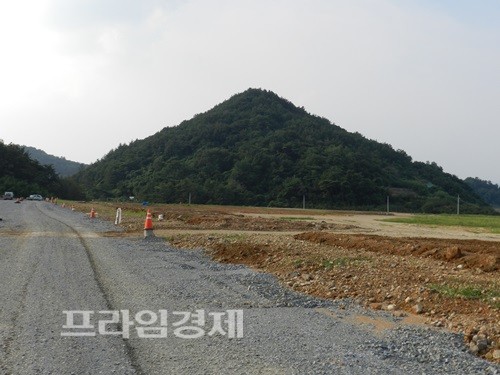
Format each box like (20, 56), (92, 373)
(24, 146), (86, 177)
(74, 89), (491, 213)
(465, 178), (500, 208)
(0, 142), (84, 199)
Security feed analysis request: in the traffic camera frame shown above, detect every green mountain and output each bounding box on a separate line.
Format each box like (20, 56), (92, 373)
(0, 142), (84, 199)
(24, 146), (86, 177)
(465, 177), (500, 208)
(74, 89), (492, 213)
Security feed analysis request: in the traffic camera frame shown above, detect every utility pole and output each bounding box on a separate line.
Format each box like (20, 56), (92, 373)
(188, 193), (192, 205)
(302, 194), (306, 210)
(457, 194), (460, 215)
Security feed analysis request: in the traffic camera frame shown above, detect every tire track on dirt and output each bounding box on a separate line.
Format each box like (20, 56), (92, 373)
(1, 234), (39, 375)
(34, 204), (144, 375)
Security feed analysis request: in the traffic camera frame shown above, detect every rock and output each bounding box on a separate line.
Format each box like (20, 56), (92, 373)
(370, 303), (383, 310)
(302, 273), (314, 281)
(493, 349), (500, 360)
(476, 254), (499, 272)
(413, 304), (424, 314)
(404, 297), (412, 303)
(469, 342), (479, 355)
(393, 311), (406, 318)
(476, 339), (488, 352)
(386, 304), (396, 311)
(444, 246), (462, 260)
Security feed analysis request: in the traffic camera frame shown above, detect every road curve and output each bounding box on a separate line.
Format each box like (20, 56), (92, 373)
(0, 201), (498, 375)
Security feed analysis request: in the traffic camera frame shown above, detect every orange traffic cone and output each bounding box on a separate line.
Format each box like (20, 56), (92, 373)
(90, 207), (96, 218)
(144, 209), (154, 238)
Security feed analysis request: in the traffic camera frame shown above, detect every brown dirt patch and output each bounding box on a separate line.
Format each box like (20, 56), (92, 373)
(293, 232), (500, 272)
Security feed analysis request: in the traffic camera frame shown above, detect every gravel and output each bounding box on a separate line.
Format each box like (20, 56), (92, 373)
(0, 200), (499, 374)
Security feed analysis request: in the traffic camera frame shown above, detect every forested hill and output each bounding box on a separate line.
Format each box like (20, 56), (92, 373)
(465, 178), (500, 208)
(0, 142), (83, 199)
(74, 89), (491, 213)
(24, 146), (86, 177)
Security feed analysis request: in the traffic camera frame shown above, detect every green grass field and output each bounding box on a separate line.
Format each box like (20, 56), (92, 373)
(384, 214), (500, 234)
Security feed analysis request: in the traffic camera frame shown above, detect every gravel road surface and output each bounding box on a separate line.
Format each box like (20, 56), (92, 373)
(0, 201), (498, 374)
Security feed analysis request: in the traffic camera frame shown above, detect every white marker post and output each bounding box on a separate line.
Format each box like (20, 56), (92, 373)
(115, 208), (122, 225)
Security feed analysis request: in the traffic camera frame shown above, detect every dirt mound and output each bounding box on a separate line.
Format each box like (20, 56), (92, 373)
(184, 214), (359, 232)
(211, 243), (272, 267)
(294, 232), (500, 272)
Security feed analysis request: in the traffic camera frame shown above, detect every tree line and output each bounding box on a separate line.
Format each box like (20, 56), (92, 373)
(0, 142), (84, 199)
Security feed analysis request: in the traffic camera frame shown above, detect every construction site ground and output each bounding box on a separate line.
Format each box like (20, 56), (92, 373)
(66, 202), (500, 362)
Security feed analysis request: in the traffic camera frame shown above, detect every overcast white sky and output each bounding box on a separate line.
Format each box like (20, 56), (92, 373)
(1, 0), (499, 183)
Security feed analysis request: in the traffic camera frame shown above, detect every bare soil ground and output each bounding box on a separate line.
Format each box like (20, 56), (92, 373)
(67, 202), (500, 362)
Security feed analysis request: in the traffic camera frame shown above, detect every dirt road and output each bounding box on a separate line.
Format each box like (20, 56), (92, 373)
(1, 201), (498, 374)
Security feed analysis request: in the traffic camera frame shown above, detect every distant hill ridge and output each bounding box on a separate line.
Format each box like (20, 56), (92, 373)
(465, 178), (500, 208)
(74, 88), (492, 213)
(23, 146), (86, 177)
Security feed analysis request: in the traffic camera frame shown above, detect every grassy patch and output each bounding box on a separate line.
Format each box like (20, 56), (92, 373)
(429, 284), (483, 299)
(384, 214), (500, 234)
(429, 283), (500, 308)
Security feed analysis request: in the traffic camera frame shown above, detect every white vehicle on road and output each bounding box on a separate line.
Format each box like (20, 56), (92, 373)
(3, 191), (14, 200)
(28, 194), (44, 201)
